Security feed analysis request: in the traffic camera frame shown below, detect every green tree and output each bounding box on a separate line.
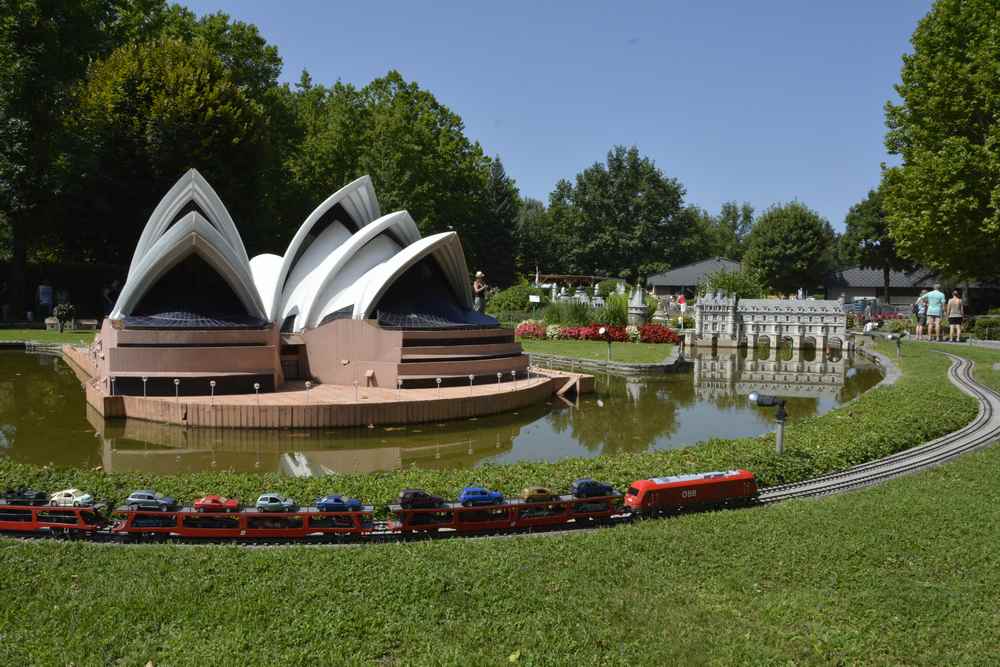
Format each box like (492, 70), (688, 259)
(69, 37), (273, 263)
(744, 202), (835, 293)
(548, 146), (687, 281)
(841, 188), (913, 300)
(0, 0), (163, 313)
(882, 0), (1000, 281)
(473, 156), (519, 286)
(710, 201), (754, 260)
(698, 268), (767, 299)
(514, 198), (560, 275)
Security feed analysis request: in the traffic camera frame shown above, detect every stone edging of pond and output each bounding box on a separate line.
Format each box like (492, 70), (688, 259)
(526, 346), (686, 375)
(854, 344), (900, 388)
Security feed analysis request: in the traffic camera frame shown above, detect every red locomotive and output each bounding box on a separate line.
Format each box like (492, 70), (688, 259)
(624, 469), (758, 515)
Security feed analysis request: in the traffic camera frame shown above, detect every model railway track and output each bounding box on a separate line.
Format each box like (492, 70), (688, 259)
(759, 353), (1000, 503)
(3, 354), (999, 548)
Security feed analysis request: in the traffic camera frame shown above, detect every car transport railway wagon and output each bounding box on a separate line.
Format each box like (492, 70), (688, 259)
(624, 469), (759, 514)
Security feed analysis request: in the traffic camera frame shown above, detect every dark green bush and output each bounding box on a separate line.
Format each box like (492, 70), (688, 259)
(486, 278), (548, 315)
(541, 300), (593, 326)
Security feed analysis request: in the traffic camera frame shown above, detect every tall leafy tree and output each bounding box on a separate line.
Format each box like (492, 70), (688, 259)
(841, 188), (913, 300)
(0, 0), (161, 313)
(514, 198), (565, 276)
(744, 202), (835, 293)
(882, 0), (1000, 281)
(475, 157), (519, 286)
(711, 201), (754, 260)
(548, 145), (687, 281)
(69, 37), (273, 263)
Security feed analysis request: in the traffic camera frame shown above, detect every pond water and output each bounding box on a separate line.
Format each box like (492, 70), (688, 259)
(0, 348), (881, 476)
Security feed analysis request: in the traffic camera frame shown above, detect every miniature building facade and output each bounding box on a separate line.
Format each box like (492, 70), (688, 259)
(687, 293), (847, 350)
(93, 170), (526, 396)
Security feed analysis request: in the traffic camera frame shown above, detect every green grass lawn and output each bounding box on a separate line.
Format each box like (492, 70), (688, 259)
(519, 337), (673, 363)
(0, 328), (95, 344)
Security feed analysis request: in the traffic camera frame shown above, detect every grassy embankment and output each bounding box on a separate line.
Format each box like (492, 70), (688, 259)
(519, 337), (673, 363)
(0, 328), (96, 344)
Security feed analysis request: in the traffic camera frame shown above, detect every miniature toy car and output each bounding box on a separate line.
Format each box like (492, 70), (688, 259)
(48, 488), (94, 507)
(125, 490), (178, 511)
(458, 486), (504, 507)
(1, 488), (49, 506)
(193, 495), (240, 512)
(570, 478), (615, 498)
(314, 494), (362, 512)
(520, 486), (558, 503)
(396, 488), (446, 509)
(255, 493), (298, 512)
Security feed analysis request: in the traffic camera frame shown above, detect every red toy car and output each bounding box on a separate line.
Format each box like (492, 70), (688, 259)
(193, 495), (240, 513)
(625, 469), (758, 515)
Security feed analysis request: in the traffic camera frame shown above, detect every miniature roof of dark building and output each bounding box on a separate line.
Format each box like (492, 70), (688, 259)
(646, 258), (741, 287)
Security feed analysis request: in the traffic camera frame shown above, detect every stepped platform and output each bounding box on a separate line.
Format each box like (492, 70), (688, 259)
(63, 345), (592, 429)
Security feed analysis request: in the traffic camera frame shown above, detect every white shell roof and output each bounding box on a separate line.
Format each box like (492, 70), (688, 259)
(112, 170), (478, 332)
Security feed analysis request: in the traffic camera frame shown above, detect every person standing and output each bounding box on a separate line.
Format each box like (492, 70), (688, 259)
(472, 271), (487, 313)
(914, 289), (928, 341)
(924, 283), (946, 342)
(946, 289), (964, 342)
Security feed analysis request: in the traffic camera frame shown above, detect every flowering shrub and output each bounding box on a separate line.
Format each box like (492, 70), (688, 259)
(872, 312), (903, 321)
(545, 324), (562, 340)
(626, 324), (640, 343)
(515, 321), (546, 339)
(639, 324), (682, 344)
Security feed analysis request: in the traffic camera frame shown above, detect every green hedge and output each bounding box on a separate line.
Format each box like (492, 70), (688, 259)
(0, 342), (979, 514)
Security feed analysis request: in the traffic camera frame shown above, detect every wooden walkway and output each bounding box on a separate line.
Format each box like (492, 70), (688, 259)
(61, 345), (592, 429)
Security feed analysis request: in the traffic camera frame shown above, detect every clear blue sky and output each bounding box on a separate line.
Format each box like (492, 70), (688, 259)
(181, 0), (931, 229)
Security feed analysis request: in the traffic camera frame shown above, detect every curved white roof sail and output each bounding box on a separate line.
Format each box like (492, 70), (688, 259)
(249, 253), (284, 318)
(353, 232), (474, 320)
(127, 169), (249, 281)
(111, 212), (267, 321)
(268, 175), (381, 320)
(300, 210), (421, 330)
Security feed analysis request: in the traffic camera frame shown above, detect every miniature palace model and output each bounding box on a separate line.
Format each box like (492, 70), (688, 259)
(81, 170), (546, 411)
(686, 293), (847, 350)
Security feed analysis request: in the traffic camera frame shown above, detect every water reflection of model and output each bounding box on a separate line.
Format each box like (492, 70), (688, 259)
(87, 405), (520, 476)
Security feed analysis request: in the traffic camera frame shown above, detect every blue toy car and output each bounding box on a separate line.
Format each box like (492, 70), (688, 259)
(458, 486), (504, 507)
(570, 478), (615, 498)
(314, 494), (362, 512)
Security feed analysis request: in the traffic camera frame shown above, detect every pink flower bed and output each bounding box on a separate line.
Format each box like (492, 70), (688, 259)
(515, 322), (547, 339)
(520, 322), (681, 344)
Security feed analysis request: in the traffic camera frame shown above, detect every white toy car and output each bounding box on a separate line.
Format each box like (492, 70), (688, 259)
(49, 488), (94, 507)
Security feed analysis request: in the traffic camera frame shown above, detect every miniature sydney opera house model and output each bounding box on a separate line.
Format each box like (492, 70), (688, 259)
(90, 169), (527, 398)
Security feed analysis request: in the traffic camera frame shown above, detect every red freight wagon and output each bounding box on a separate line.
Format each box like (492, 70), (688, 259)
(624, 470), (758, 514)
(389, 494), (622, 534)
(0, 503), (106, 535)
(111, 507), (374, 540)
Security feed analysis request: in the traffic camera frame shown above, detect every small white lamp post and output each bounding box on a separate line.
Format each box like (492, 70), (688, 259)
(511, 369), (517, 390)
(599, 326), (611, 362)
(141, 376), (148, 398)
(173, 378), (180, 401)
(110, 376), (116, 396)
(305, 380), (312, 404)
(209, 379), (216, 405)
(254, 382), (261, 406)
(468, 374), (474, 395)
(353, 379), (359, 401)
(396, 377), (403, 400)
(749, 392), (787, 454)
(496, 371), (502, 392)
(435, 377), (442, 394)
